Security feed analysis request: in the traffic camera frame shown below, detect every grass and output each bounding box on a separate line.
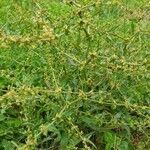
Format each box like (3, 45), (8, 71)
(0, 0), (150, 149)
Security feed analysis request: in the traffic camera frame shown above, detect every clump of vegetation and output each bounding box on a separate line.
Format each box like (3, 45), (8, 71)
(0, 0), (149, 149)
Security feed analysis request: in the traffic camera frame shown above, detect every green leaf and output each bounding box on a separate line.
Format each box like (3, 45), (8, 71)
(0, 113), (5, 121)
(0, 77), (7, 88)
(60, 131), (69, 149)
(0, 123), (9, 136)
(104, 132), (116, 150)
(106, 143), (113, 150)
(6, 119), (22, 128)
(104, 132), (115, 143)
(47, 124), (61, 141)
(118, 141), (130, 150)
(2, 140), (15, 150)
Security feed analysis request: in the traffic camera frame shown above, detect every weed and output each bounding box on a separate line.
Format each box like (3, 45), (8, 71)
(0, 0), (149, 149)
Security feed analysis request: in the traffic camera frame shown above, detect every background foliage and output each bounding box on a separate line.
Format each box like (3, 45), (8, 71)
(0, 0), (150, 149)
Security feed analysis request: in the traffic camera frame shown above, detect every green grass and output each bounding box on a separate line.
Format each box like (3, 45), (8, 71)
(0, 0), (150, 149)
